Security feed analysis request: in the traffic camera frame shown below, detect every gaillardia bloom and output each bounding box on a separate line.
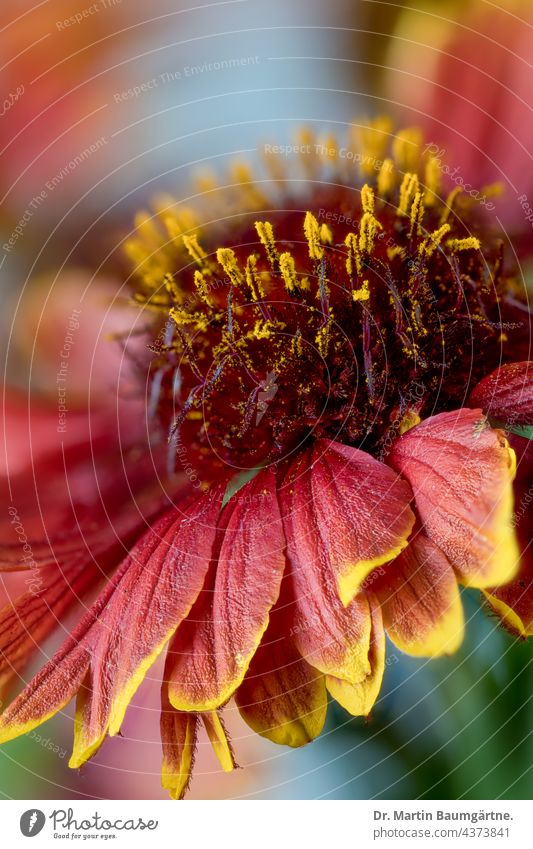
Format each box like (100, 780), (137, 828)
(1, 122), (531, 798)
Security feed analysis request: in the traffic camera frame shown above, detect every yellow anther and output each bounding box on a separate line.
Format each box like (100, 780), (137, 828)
(409, 191), (424, 238)
(361, 184), (375, 215)
(252, 319), (278, 340)
(279, 252), (298, 294)
(424, 156), (441, 205)
(164, 272), (181, 302)
(377, 158), (395, 197)
(418, 223), (451, 259)
(216, 247), (244, 287)
(179, 208), (199, 230)
(170, 307), (210, 331)
(387, 245), (406, 261)
(398, 173), (420, 217)
(352, 280), (370, 302)
(304, 211), (325, 260)
(293, 127), (316, 176)
(440, 186), (463, 223)
(255, 220), (278, 267)
(447, 237), (481, 252)
(164, 207), (198, 237)
(182, 234), (207, 266)
(359, 212), (382, 256)
(292, 332), (304, 357)
(152, 193), (178, 219)
(355, 116), (393, 175)
(252, 320), (268, 339)
(262, 145), (286, 182)
(230, 161), (266, 206)
(315, 321), (332, 357)
(392, 127), (423, 174)
(230, 162), (254, 184)
(317, 136), (337, 162)
(124, 239), (149, 267)
(295, 127), (315, 148)
(124, 235), (170, 281)
(481, 182), (504, 199)
(245, 253), (265, 300)
(134, 211), (160, 245)
(345, 232), (362, 277)
(163, 215), (183, 241)
(193, 270), (214, 306)
(195, 169), (218, 194)
(319, 223), (333, 245)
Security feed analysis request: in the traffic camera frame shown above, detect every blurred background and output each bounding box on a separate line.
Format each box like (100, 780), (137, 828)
(0, 0), (531, 800)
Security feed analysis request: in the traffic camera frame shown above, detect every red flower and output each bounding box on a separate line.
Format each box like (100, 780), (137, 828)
(0, 123), (531, 799)
(384, 0), (533, 229)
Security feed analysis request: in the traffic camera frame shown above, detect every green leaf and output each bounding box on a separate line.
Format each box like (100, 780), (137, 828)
(508, 424), (533, 440)
(222, 468), (262, 506)
(490, 421), (533, 440)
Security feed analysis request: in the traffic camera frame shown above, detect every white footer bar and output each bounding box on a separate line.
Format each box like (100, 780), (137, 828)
(3, 799), (530, 848)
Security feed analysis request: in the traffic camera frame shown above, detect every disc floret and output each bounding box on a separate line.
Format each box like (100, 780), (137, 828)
(126, 124), (518, 472)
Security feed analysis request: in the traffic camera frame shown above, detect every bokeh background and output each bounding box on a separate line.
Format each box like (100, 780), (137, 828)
(0, 0), (531, 800)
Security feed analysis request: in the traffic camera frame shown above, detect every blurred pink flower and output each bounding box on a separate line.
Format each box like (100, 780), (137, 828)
(8, 269), (141, 406)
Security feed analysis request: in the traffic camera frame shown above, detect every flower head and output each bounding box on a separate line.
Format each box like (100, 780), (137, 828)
(129, 125), (526, 475)
(0, 120), (531, 798)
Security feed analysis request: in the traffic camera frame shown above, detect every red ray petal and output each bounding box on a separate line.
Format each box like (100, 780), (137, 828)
(160, 678), (198, 800)
(0, 558), (100, 695)
(167, 468), (286, 712)
(236, 599), (327, 747)
(283, 440), (415, 607)
(469, 362), (533, 426)
(374, 531), (464, 656)
(278, 441), (413, 682)
(325, 592), (385, 716)
(0, 487), (223, 763)
(0, 461), (189, 695)
(281, 461), (369, 682)
(0, 386), (191, 690)
(0, 468), (192, 696)
(485, 434), (533, 635)
(389, 409), (519, 589)
(0, 432), (168, 570)
(201, 711), (236, 772)
(0, 383), (166, 572)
